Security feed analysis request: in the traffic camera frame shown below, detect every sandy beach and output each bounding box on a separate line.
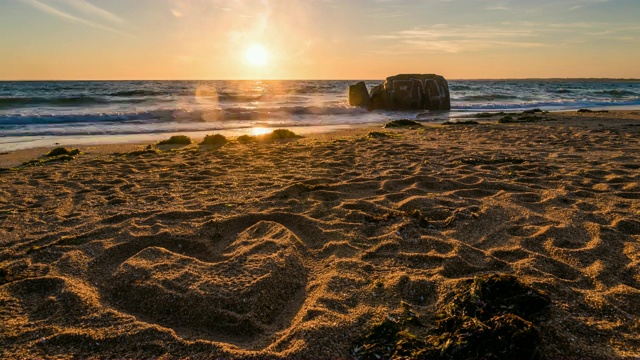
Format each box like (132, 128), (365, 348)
(1, 110), (639, 358)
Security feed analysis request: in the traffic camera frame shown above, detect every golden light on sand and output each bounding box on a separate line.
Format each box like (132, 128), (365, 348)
(251, 127), (271, 136)
(245, 44), (268, 66)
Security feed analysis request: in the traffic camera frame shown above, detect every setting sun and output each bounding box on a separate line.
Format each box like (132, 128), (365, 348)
(245, 44), (268, 66)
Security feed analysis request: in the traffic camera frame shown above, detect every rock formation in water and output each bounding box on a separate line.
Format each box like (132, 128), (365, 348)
(349, 74), (450, 111)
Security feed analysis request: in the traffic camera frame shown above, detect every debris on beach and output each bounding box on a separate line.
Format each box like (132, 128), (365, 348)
(383, 119), (423, 128)
(46, 147), (81, 157)
(157, 135), (193, 146)
(365, 131), (393, 139)
(199, 134), (228, 146)
(21, 147), (82, 167)
(353, 274), (550, 360)
(237, 129), (302, 143)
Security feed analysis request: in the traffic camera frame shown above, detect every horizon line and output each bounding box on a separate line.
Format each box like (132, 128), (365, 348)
(2, 77), (640, 82)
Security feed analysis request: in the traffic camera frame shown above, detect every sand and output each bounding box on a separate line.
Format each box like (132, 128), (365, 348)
(0, 110), (639, 358)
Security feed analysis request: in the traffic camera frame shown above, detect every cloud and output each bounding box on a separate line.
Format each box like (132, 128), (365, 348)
(20, 0), (126, 34)
(369, 24), (543, 54)
(58, 0), (123, 23)
(368, 18), (640, 55)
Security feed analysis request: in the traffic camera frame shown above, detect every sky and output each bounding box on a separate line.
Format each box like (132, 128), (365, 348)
(1, 0), (639, 80)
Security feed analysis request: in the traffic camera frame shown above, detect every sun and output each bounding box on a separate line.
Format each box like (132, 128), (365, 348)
(245, 44), (268, 66)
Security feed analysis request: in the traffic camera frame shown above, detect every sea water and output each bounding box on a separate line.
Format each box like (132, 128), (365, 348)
(1, 79), (639, 151)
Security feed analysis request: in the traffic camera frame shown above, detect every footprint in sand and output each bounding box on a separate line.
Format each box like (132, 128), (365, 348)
(96, 220), (309, 340)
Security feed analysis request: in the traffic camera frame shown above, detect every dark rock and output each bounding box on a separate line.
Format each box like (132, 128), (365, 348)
(351, 74), (451, 111)
(349, 81), (371, 108)
(369, 84), (386, 110)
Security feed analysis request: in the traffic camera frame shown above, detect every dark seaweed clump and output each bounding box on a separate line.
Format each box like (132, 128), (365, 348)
(497, 109), (550, 123)
(265, 129), (301, 140)
(521, 108), (545, 115)
(22, 147), (82, 167)
(498, 115), (544, 123)
(384, 119), (423, 128)
(127, 148), (160, 156)
(157, 135), (193, 145)
(366, 131), (392, 139)
(474, 112), (507, 118)
(353, 274), (550, 360)
(238, 129), (302, 143)
(199, 134), (228, 146)
(237, 135), (256, 144)
(46, 147), (81, 157)
(578, 109), (609, 113)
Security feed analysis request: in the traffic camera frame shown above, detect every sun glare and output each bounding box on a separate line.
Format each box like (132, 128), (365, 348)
(245, 44), (268, 66)
(251, 127), (271, 136)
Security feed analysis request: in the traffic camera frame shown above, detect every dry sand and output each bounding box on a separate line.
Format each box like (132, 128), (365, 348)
(0, 111), (639, 358)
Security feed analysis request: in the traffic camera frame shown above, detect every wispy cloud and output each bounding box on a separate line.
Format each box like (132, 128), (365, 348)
(368, 18), (640, 55)
(369, 24), (543, 54)
(20, 0), (126, 35)
(58, 0), (123, 24)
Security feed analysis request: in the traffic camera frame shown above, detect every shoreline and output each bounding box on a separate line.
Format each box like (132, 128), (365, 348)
(2, 109), (639, 168)
(2, 105), (640, 154)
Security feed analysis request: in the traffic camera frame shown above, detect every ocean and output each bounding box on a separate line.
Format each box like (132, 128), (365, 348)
(1, 79), (639, 151)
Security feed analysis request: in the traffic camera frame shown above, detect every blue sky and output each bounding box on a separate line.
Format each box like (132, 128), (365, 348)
(1, 0), (639, 79)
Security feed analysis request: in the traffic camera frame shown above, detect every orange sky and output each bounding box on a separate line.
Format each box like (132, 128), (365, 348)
(1, 0), (639, 80)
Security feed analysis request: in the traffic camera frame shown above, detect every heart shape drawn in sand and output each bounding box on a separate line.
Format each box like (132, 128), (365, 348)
(104, 220), (308, 339)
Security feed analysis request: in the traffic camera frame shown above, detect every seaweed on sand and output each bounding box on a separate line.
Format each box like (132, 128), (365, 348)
(473, 112), (497, 118)
(157, 135), (193, 145)
(237, 135), (256, 144)
(384, 119), (423, 128)
(46, 147), (81, 157)
(366, 131), (392, 139)
(265, 129), (301, 140)
(353, 303), (427, 359)
(127, 148), (160, 156)
(22, 147), (82, 167)
(199, 134), (228, 146)
(239, 129), (302, 143)
(353, 274), (550, 360)
(521, 108), (545, 115)
(498, 115), (516, 123)
(578, 109), (609, 113)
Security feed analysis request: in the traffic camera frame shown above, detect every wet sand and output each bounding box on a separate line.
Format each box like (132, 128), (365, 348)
(1, 111), (639, 358)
